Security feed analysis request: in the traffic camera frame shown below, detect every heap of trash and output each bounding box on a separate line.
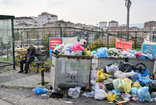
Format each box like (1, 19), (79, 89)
(81, 62), (156, 103)
(52, 42), (156, 60)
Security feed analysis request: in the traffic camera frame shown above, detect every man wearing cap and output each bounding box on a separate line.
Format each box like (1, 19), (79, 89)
(19, 44), (36, 74)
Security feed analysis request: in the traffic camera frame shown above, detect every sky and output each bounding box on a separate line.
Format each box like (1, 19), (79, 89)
(0, 0), (156, 25)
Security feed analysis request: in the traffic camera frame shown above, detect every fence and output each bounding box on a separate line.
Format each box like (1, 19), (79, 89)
(14, 27), (155, 57)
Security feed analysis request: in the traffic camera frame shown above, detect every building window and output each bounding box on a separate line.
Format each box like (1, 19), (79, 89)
(47, 18), (50, 20)
(58, 24), (61, 26)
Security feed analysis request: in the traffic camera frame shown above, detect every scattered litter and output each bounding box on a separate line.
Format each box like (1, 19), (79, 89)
(68, 87), (81, 98)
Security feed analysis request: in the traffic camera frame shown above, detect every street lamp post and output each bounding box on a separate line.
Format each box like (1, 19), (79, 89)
(125, 0), (132, 41)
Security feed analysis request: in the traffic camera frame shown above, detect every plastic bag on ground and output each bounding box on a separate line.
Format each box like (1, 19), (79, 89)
(113, 78), (132, 93)
(106, 92), (116, 102)
(137, 87), (151, 102)
(112, 89), (121, 96)
(34, 87), (48, 94)
(114, 71), (134, 79)
(94, 89), (107, 100)
(132, 81), (142, 88)
(121, 93), (131, 101)
(129, 72), (141, 82)
(146, 81), (156, 93)
(82, 91), (95, 98)
(130, 87), (139, 95)
(94, 83), (106, 90)
(68, 87), (81, 98)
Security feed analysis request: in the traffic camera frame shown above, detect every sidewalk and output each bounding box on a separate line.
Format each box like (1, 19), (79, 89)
(0, 68), (50, 89)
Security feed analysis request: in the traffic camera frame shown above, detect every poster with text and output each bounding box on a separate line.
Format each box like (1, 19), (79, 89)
(116, 38), (132, 51)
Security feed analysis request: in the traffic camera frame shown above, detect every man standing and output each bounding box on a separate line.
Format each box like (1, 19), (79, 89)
(19, 44), (36, 74)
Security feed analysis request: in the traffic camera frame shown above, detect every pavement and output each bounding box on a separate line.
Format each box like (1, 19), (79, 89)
(0, 68), (156, 105)
(0, 68), (50, 89)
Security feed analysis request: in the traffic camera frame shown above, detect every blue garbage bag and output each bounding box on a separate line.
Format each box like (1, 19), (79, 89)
(141, 68), (149, 77)
(34, 87), (47, 94)
(138, 56), (147, 59)
(130, 87), (138, 95)
(111, 89), (121, 96)
(96, 47), (108, 58)
(139, 77), (153, 86)
(129, 72), (141, 82)
(137, 87), (151, 102)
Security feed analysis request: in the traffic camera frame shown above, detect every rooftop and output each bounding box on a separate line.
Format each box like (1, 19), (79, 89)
(39, 12), (57, 17)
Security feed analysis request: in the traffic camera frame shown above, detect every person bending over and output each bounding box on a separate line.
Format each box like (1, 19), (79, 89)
(19, 44), (36, 74)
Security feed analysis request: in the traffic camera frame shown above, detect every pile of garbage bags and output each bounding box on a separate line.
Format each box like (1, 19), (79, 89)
(52, 42), (155, 60)
(52, 42), (92, 56)
(83, 62), (156, 103)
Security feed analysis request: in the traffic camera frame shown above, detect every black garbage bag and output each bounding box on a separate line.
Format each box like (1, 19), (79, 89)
(119, 62), (134, 72)
(50, 92), (64, 98)
(106, 83), (114, 90)
(146, 81), (156, 93)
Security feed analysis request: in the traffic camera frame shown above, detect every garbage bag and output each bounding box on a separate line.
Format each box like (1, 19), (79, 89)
(34, 87), (47, 94)
(103, 78), (113, 85)
(82, 91), (95, 98)
(54, 44), (64, 52)
(86, 51), (91, 56)
(72, 42), (85, 51)
(121, 93), (131, 101)
(94, 89), (107, 100)
(132, 81), (142, 88)
(122, 78), (132, 93)
(134, 52), (142, 58)
(82, 49), (87, 55)
(130, 87), (138, 95)
(113, 78), (132, 93)
(96, 69), (109, 82)
(106, 83), (114, 90)
(129, 72), (141, 82)
(70, 51), (82, 56)
(68, 87), (81, 98)
(96, 47), (108, 58)
(106, 64), (119, 74)
(90, 70), (97, 85)
(119, 62), (134, 72)
(94, 83), (105, 90)
(141, 68), (149, 77)
(146, 81), (156, 93)
(113, 79), (123, 92)
(106, 92), (116, 102)
(114, 71), (134, 79)
(139, 77), (153, 86)
(91, 51), (97, 56)
(62, 43), (73, 52)
(112, 89), (121, 96)
(137, 87), (151, 102)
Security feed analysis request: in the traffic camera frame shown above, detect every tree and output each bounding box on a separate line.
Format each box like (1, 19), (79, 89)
(14, 32), (20, 41)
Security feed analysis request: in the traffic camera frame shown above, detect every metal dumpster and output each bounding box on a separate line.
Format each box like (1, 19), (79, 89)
(50, 53), (93, 89)
(92, 57), (155, 75)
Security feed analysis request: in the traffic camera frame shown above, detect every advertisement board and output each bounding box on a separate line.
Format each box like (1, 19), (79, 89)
(116, 38), (132, 51)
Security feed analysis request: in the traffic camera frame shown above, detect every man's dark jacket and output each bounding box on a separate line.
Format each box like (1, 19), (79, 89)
(24, 47), (37, 61)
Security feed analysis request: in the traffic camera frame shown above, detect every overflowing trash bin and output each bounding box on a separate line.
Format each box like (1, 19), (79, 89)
(50, 53), (93, 90)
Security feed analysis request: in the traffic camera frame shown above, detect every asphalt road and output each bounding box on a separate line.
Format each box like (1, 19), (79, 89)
(0, 87), (155, 105)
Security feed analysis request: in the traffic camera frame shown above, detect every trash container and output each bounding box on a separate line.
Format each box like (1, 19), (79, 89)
(50, 53), (93, 90)
(92, 57), (154, 75)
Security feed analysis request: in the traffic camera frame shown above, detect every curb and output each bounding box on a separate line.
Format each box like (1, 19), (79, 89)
(0, 85), (47, 90)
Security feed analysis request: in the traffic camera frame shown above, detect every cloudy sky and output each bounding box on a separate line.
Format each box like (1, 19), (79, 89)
(0, 0), (156, 25)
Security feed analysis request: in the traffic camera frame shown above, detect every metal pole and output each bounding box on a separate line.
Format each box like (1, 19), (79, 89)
(125, 0), (132, 41)
(135, 32), (137, 49)
(11, 19), (15, 70)
(153, 32), (154, 42)
(107, 34), (109, 48)
(60, 27), (63, 37)
(117, 31), (119, 38)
